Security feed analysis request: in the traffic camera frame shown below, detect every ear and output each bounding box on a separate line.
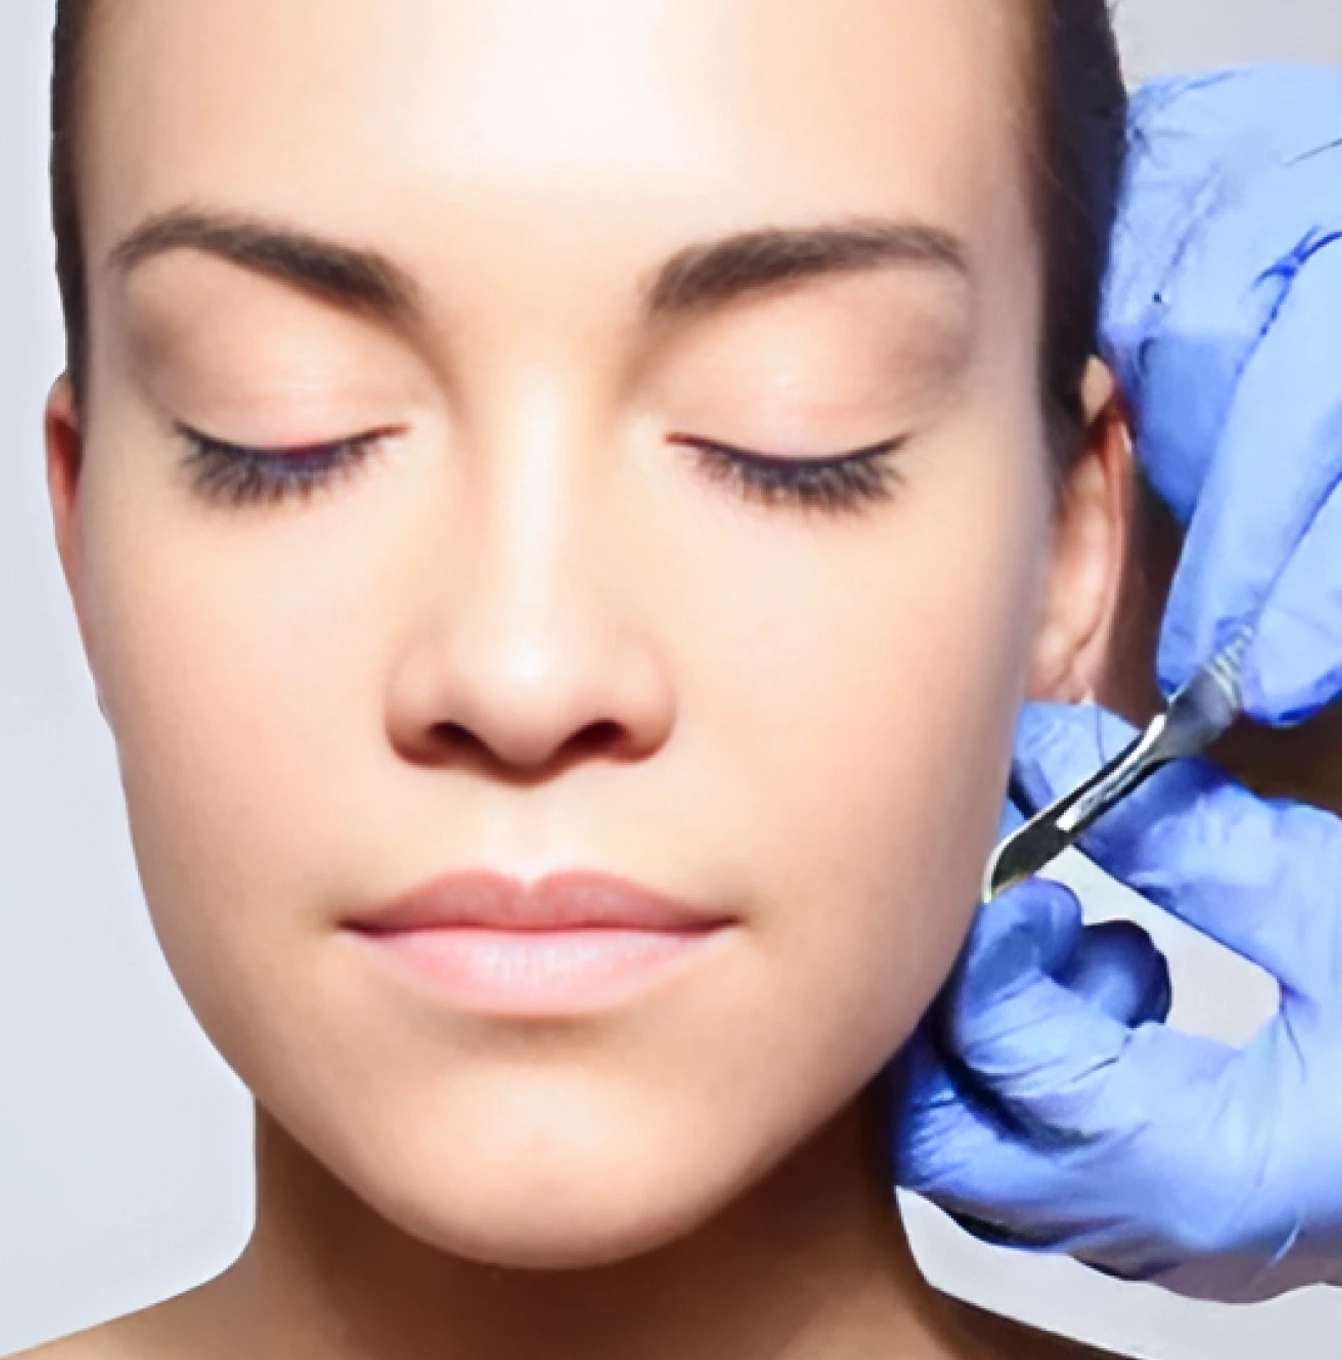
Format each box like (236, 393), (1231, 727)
(45, 375), (99, 699)
(1026, 359), (1133, 704)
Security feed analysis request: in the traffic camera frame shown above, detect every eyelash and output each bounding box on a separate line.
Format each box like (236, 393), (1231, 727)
(667, 434), (908, 515)
(175, 425), (909, 514)
(176, 425), (394, 507)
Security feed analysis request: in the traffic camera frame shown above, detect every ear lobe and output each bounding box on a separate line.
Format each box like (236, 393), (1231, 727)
(1027, 360), (1133, 705)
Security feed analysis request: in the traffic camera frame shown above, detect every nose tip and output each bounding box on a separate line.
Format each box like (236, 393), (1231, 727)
(387, 619), (676, 777)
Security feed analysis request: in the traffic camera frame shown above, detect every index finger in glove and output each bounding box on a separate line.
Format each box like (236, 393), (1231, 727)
(1014, 702), (1342, 1000)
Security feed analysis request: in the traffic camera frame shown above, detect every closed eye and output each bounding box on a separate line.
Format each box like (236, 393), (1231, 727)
(171, 419), (909, 517)
(173, 422), (399, 507)
(668, 432), (910, 515)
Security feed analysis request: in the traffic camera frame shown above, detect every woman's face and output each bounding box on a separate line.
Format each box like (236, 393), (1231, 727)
(49, 0), (1119, 1266)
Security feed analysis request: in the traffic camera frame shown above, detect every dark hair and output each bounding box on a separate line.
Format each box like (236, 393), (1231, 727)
(49, 0), (1126, 463)
(1030, 1), (1128, 463)
(49, 0), (92, 407)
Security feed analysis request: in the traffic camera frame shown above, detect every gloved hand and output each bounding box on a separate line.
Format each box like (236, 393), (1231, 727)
(895, 64), (1342, 1300)
(898, 704), (1342, 1303)
(1103, 65), (1342, 724)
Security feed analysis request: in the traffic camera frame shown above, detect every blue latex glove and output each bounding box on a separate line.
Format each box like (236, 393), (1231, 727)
(1104, 65), (1342, 723)
(896, 65), (1342, 1300)
(898, 704), (1342, 1303)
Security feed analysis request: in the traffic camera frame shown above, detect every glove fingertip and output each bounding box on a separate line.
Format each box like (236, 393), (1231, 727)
(957, 879), (1084, 1006)
(1244, 635), (1342, 728)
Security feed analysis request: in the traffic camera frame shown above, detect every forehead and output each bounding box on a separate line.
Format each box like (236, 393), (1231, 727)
(79, 0), (1035, 301)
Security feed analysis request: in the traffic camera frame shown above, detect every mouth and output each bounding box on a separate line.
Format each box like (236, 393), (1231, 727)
(342, 869), (739, 1016)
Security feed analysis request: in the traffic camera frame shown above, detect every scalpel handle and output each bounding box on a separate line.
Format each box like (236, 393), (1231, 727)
(981, 626), (1252, 903)
(983, 728), (1153, 903)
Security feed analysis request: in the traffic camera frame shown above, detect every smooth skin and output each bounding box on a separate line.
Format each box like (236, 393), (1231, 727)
(27, 0), (1126, 1356)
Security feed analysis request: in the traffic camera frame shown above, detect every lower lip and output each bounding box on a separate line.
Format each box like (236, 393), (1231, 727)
(348, 924), (731, 1015)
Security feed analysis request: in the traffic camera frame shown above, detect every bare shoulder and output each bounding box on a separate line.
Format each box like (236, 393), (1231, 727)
(7, 1317), (149, 1360)
(6, 1287), (218, 1360)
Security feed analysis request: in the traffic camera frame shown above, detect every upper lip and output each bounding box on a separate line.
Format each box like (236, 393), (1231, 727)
(345, 869), (734, 934)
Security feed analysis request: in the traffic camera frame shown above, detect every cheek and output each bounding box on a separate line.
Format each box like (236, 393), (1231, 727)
(683, 440), (1050, 1060)
(74, 452), (410, 1029)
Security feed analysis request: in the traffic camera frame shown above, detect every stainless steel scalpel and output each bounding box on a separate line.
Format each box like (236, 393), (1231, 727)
(981, 625), (1254, 904)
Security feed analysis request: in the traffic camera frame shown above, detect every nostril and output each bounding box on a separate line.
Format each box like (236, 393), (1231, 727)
(435, 722), (485, 753)
(426, 718), (628, 769)
(569, 720), (626, 758)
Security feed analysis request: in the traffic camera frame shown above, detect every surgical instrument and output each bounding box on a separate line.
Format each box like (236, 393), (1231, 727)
(981, 625), (1254, 904)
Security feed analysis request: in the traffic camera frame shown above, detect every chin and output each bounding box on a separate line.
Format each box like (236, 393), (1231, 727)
(319, 1083), (769, 1271)
(420, 1206), (705, 1272)
(372, 1148), (742, 1271)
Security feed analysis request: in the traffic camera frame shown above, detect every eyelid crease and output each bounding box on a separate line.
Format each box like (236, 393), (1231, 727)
(173, 421), (405, 457)
(665, 432), (910, 465)
(174, 424), (906, 469)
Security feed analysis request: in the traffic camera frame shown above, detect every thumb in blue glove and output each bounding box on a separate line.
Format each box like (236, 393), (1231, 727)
(897, 700), (1342, 1302)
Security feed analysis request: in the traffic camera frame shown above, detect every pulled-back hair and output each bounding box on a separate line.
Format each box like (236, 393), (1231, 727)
(49, 1), (1126, 464)
(1028, 1), (1128, 458)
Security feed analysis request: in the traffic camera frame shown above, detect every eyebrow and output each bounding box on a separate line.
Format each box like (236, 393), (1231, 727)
(109, 208), (426, 329)
(108, 208), (970, 328)
(645, 220), (970, 316)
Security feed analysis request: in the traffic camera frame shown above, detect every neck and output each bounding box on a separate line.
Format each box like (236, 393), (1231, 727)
(194, 1074), (986, 1360)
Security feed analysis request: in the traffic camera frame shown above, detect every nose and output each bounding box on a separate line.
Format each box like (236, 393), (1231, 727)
(384, 432), (677, 778)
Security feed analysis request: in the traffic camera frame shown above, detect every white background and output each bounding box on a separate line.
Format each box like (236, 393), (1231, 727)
(4, 2), (1342, 1355)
